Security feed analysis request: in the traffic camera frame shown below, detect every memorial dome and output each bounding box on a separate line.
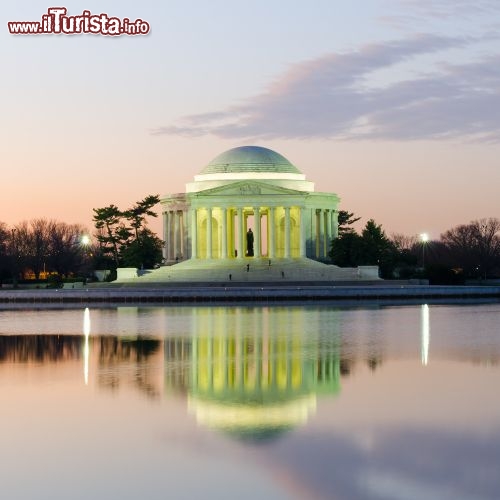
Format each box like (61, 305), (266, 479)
(200, 146), (302, 175)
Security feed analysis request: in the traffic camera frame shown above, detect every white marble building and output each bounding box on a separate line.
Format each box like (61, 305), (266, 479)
(161, 146), (340, 263)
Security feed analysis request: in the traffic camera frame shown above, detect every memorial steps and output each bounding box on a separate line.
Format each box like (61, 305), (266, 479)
(115, 258), (365, 283)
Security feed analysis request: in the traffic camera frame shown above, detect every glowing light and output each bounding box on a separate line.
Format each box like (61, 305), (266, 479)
(81, 235), (90, 246)
(420, 233), (429, 243)
(83, 307), (91, 385)
(421, 304), (430, 366)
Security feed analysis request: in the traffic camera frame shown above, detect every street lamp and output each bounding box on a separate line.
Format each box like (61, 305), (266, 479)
(420, 233), (429, 269)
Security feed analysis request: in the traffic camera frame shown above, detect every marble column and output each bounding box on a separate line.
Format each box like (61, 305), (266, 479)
(182, 210), (187, 259)
(332, 210), (339, 238)
(237, 207), (244, 259)
(326, 210), (332, 257)
(173, 211), (179, 260)
(268, 207), (275, 259)
(206, 207), (212, 259)
(254, 207), (261, 258)
(221, 207), (228, 258)
(167, 211), (173, 261)
(191, 209), (198, 259)
(299, 208), (306, 257)
(318, 209), (324, 258)
(162, 212), (168, 260)
(310, 208), (316, 258)
(284, 207), (291, 258)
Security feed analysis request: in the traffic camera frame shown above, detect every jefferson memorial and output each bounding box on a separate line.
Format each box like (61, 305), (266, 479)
(117, 146), (377, 282)
(162, 146), (339, 262)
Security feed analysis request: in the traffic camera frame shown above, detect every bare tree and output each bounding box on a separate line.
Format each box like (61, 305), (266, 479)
(47, 221), (87, 277)
(441, 218), (500, 278)
(0, 222), (10, 285)
(391, 233), (418, 252)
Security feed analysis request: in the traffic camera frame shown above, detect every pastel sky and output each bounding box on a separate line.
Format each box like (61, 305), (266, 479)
(2, 0), (499, 240)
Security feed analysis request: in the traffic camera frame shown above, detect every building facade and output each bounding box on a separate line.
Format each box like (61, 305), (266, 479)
(161, 146), (340, 263)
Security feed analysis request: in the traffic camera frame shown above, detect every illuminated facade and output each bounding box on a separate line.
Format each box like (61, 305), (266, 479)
(160, 146), (340, 263)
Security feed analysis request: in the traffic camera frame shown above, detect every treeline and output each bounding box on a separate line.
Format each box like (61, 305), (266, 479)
(330, 212), (500, 283)
(0, 194), (164, 286)
(0, 219), (89, 284)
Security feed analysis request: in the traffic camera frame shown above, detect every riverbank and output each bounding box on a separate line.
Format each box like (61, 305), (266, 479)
(1, 283), (500, 305)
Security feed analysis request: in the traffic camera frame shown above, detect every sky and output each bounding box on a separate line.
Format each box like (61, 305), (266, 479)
(2, 0), (500, 240)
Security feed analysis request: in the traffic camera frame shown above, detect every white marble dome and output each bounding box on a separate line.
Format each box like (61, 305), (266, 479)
(200, 146), (302, 175)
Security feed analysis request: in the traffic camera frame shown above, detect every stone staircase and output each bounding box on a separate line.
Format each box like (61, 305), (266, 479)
(115, 258), (370, 283)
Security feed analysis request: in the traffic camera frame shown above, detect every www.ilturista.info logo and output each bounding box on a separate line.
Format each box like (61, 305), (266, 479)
(8, 7), (150, 36)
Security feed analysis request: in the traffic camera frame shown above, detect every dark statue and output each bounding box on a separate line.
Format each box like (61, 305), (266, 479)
(246, 228), (254, 256)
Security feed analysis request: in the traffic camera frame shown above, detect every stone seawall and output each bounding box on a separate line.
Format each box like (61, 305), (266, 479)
(0, 285), (499, 306)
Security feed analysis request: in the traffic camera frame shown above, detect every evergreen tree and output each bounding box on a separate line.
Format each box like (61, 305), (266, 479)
(337, 210), (361, 234)
(92, 205), (123, 266)
(92, 195), (163, 270)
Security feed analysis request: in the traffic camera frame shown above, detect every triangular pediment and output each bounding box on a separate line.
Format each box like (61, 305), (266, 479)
(193, 180), (305, 197)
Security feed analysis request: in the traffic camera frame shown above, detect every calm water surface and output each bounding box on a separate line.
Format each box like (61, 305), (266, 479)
(1, 303), (500, 500)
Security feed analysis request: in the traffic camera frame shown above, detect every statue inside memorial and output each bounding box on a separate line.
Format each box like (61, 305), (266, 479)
(246, 228), (254, 256)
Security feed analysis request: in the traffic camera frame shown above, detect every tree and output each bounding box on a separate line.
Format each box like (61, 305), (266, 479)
(330, 218), (399, 278)
(360, 220), (399, 278)
(93, 205), (124, 267)
(123, 195), (160, 240)
(391, 233), (418, 252)
(47, 221), (87, 277)
(337, 210), (361, 235)
(441, 218), (500, 278)
(92, 195), (163, 270)
(0, 223), (10, 285)
(329, 231), (363, 267)
(120, 229), (163, 269)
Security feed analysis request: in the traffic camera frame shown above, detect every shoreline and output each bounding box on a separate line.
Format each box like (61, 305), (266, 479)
(1, 284), (500, 307)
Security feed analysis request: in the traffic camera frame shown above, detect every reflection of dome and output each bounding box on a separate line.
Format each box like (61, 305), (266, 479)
(199, 146), (302, 175)
(188, 394), (316, 442)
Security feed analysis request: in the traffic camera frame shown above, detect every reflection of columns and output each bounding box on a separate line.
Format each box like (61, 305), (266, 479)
(299, 208), (306, 257)
(221, 207), (228, 258)
(284, 207), (291, 258)
(206, 207), (212, 259)
(268, 207), (275, 259)
(173, 211), (179, 259)
(191, 209), (198, 259)
(254, 207), (261, 258)
(237, 208), (243, 259)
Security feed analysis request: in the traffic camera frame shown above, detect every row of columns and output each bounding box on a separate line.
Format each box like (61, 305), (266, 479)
(191, 206), (304, 260)
(164, 206), (338, 261)
(313, 208), (338, 259)
(164, 210), (187, 261)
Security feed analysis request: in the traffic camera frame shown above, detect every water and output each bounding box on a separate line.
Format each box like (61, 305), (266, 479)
(1, 303), (499, 500)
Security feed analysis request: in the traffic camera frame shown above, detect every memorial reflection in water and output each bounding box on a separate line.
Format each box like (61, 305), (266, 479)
(168, 307), (341, 438)
(0, 306), (343, 438)
(0, 304), (439, 440)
